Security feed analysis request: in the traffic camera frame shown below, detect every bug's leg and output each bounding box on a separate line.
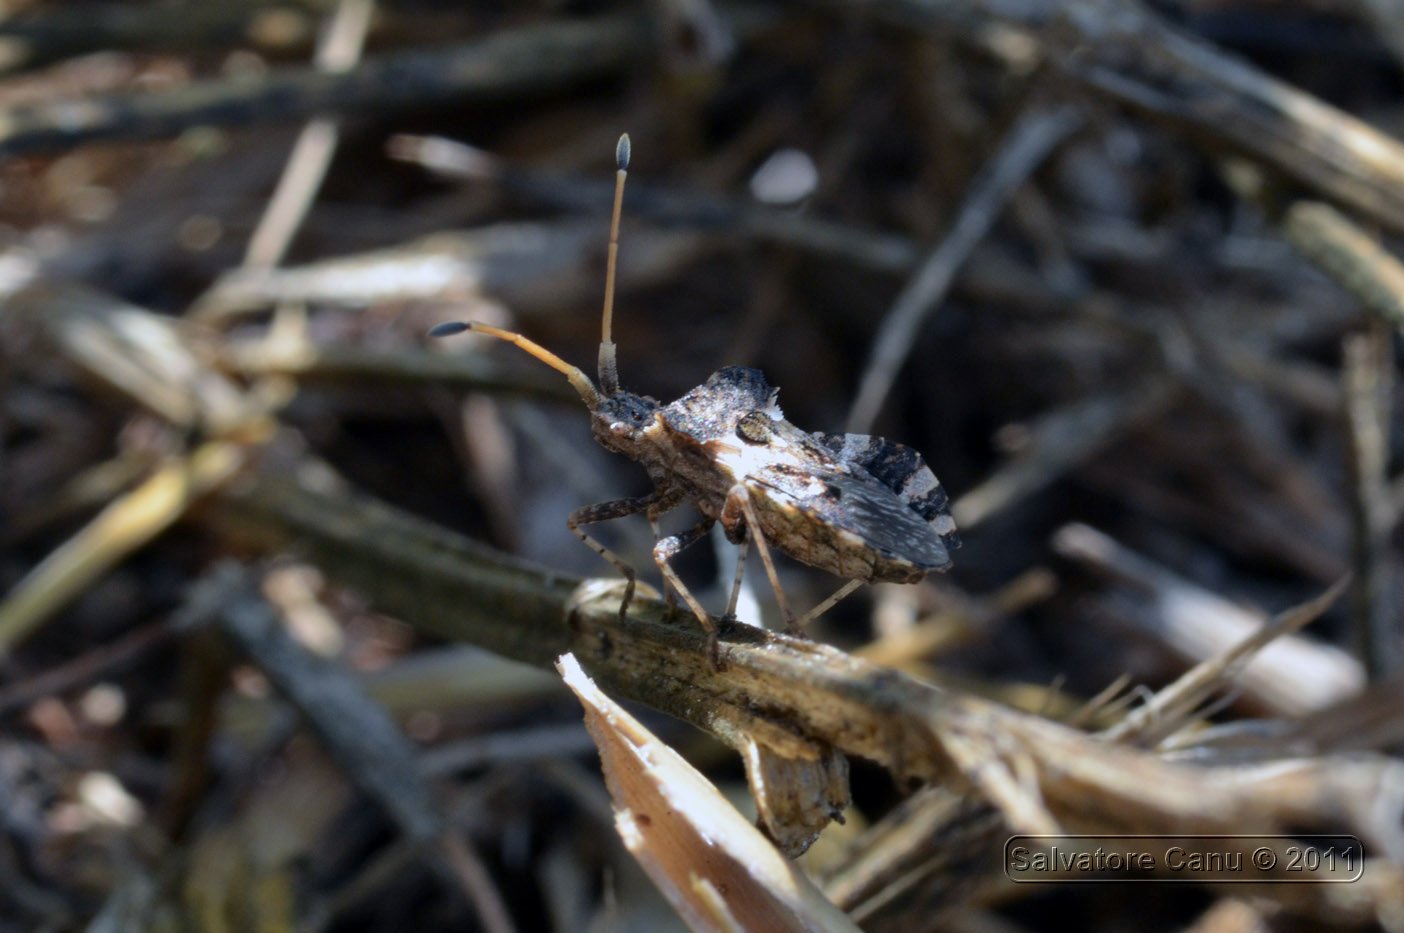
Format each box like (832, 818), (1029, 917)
(652, 519), (715, 625)
(652, 517), (720, 657)
(792, 579), (864, 632)
(645, 513), (679, 608)
(568, 494), (660, 621)
(722, 484), (795, 628)
(647, 514), (673, 611)
(721, 534), (750, 621)
(643, 489), (687, 615)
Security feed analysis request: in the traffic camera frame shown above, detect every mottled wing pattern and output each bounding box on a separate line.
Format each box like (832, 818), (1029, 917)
(662, 366), (778, 443)
(816, 433), (961, 550)
(747, 420), (953, 572)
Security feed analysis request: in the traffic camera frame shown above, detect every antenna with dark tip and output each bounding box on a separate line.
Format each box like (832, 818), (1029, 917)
(427, 321), (599, 409)
(426, 136), (632, 409)
(598, 133), (630, 396)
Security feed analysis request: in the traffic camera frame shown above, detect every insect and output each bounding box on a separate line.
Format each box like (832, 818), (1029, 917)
(430, 134), (959, 659)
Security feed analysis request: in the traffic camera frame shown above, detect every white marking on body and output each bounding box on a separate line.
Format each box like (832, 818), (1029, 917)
(836, 528), (865, 548)
(933, 515), (957, 535)
(900, 468), (939, 499)
(714, 433), (805, 483)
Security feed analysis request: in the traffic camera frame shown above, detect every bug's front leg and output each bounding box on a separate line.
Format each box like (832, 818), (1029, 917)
(568, 492), (672, 621)
(651, 517), (724, 663)
(646, 511), (683, 613)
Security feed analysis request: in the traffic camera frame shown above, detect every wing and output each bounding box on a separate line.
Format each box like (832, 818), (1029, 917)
(746, 458), (952, 574)
(815, 433), (961, 550)
(693, 412), (952, 575)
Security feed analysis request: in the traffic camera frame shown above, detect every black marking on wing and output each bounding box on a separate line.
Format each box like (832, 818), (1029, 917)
(816, 432), (960, 550)
(748, 462), (952, 571)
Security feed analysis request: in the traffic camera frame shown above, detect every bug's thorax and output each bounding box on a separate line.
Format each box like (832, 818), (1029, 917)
(657, 367), (781, 446)
(587, 367), (794, 493)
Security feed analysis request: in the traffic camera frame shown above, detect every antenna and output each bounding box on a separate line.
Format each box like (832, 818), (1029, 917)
(428, 135), (632, 409)
(597, 133), (629, 396)
(427, 321), (599, 409)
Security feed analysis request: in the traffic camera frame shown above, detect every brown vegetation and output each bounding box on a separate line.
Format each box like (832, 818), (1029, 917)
(2, 1), (1403, 930)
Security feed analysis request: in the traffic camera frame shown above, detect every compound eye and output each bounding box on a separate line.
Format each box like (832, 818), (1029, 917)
(736, 411), (772, 445)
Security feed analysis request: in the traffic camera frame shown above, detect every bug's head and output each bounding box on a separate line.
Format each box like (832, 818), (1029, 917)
(591, 389), (662, 458)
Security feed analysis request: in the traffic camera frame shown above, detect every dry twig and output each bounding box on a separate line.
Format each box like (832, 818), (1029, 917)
(203, 459), (1404, 872)
(846, 103), (1082, 432)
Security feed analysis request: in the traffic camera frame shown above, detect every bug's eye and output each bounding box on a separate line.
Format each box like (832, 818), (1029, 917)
(736, 411), (771, 445)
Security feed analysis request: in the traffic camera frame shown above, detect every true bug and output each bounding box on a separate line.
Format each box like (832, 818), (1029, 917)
(430, 134), (959, 655)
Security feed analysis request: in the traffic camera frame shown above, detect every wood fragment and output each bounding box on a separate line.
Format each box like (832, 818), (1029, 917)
(240, 0), (376, 270)
(203, 569), (442, 844)
(808, 0), (1404, 235)
(1342, 323), (1398, 678)
(953, 379), (1178, 530)
(856, 568), (1056, 667)
(0, 440), (250, 655)
(559, 653), (859, 932)
(1053, 523), (1364, 716)
(1278, 197), (1404, 333)
(846, 103), (1082, 432)
(202, 461), (1404, 867)
(393, 133), (922, 273)
(0, 2), (318, 72)
(1101, 576), (1350, 746)
(192, 565), (518, 933)
(0, 621), (171, 717)
(0, 14), (646, 157)
(11, 283), (251, 431)
(193, 222), (704, 321)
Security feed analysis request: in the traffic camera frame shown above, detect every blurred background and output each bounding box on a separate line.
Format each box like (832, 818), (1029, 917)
(1, 0), (1402, 930)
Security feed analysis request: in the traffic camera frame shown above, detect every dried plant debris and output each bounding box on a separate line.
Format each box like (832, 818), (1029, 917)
(560, 652), (858, 932)
(3, 1), (1404, 930)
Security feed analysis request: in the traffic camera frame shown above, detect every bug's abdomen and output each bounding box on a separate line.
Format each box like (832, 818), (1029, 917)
(744, 474), (949, 583)
(814, 433), (960, 552)
(749, 491), (880, 580)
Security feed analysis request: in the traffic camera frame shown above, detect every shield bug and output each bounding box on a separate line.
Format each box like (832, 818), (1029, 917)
(430, 134), (959, 658)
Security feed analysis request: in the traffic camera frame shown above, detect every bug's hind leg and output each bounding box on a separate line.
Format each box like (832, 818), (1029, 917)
(793, 579), (864, 632)
(721, 484), (795, 629)
(568, 493), (664, 621)
(722, 533), (750, 621)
